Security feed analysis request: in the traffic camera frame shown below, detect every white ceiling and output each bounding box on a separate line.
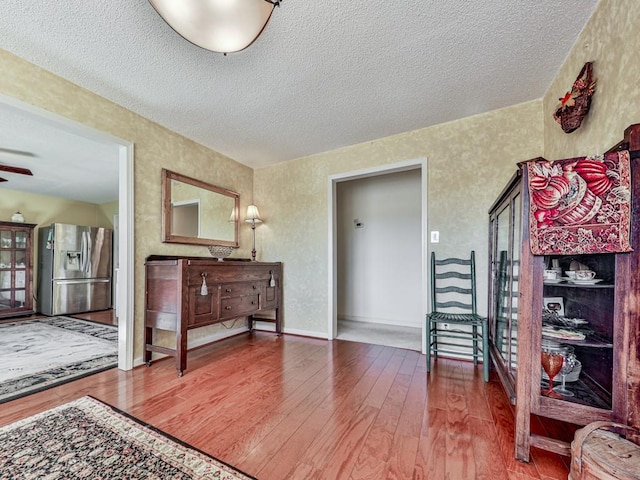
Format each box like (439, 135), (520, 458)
(0, 1), (599, 203)
(0, 104), (120, 204)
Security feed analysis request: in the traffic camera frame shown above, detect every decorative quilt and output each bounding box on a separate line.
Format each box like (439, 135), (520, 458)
(526, 150), (632, 255)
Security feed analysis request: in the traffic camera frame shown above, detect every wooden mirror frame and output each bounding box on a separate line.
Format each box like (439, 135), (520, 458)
(161, 169), (239, 247)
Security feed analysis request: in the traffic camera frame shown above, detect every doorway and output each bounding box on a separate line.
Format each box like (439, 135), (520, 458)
(0, 94), (134, 370)
(328, 159), (428, 353)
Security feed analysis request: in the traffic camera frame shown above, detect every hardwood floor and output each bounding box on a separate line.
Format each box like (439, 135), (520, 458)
(71, 308), (117, 326)
(0, 333), (574, 479)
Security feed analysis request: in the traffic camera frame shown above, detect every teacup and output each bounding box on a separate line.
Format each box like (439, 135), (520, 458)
(575, 270), (596, 280)
(543, 269), (558, 280)
(564, 271), (577, 279)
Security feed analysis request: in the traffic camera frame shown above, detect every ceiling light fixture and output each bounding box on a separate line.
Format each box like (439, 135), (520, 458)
(148, 0), (281, 54)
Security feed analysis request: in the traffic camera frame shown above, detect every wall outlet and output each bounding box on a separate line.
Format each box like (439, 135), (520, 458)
(430, 231), (439, 243)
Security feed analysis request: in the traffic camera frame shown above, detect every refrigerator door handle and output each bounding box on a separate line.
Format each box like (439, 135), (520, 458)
(86, 231), (93, 275)
(80, 231), (87, 273)
(54, 278), (111, 285)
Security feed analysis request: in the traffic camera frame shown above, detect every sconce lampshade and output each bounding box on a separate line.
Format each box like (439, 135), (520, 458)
(245, 204), (263, 224)
(148, 0), (280, 54)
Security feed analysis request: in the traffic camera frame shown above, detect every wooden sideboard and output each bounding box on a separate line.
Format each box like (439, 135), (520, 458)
(144, 255), (282, 376)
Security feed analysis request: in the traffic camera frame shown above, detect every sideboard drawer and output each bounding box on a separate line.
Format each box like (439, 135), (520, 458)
(221, 294), (259, 319)
(220, 282), (260, 298)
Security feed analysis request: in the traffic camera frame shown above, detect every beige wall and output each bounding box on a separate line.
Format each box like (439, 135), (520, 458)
(255, 101), (544, 334)
(0, 49), (255, 359)
(1, 189), (115, 229)
(99, 201), (119, 227)
(543, 0), (640, 157)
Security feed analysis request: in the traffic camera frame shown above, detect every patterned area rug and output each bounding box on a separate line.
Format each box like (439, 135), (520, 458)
(0, 316), (117, 404)
(0, 396), (256, 479)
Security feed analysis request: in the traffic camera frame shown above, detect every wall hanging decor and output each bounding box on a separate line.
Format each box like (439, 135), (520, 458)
(525, 149), (632, 255)
(553, 62), (597, 134)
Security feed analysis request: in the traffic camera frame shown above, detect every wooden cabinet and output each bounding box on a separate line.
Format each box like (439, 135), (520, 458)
(144, 255), (282, 376)
(488, 125), (640, 461)
(0, 221), (36, 319)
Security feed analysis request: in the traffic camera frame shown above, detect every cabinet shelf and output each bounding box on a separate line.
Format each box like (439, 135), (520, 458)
(544, 282), (614, 289)
(540, 374), (612, 410)
(541, 332), (613, 348)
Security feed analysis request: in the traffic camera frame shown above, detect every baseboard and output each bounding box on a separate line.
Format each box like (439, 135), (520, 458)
(251, 321), (328, 339)
(133, 325), (249, 367)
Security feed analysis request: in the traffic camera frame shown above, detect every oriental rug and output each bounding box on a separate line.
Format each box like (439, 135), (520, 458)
(526, 150), (632, 255)
(0, 396), (255, 479)
(0, 316), (117, 404)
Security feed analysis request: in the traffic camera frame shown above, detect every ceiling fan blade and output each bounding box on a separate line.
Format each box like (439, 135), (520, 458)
(0, 165), (33, 176)
(0, 147), (36, 157)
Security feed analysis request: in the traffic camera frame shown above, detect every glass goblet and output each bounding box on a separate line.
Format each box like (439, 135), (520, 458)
(541, 350), (564, 398)
(554, 347), (576, 397)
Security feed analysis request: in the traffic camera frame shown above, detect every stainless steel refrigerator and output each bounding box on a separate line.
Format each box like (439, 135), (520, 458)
(37, 223), (113, 316)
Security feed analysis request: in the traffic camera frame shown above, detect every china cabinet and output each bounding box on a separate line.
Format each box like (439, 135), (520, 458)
(488, 124), (640, 461)
(0, 221), (36, 318)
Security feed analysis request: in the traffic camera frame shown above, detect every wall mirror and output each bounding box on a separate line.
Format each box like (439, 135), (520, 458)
(162, 169), (239, 247)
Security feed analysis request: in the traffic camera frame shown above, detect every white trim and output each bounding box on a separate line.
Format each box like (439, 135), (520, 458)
(327, 158), (428, 353)
(0, 93), (135, 370)
(118, 142), (135, 371)
(251, 321), (327, 339)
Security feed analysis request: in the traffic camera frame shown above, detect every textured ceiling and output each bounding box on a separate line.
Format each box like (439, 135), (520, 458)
(0, 0), (599, 178)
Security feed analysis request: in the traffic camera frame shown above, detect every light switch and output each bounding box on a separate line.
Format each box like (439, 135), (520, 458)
(430, 231), (440, 243)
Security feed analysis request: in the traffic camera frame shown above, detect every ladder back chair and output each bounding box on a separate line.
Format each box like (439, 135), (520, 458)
(426, 250), (489, 381)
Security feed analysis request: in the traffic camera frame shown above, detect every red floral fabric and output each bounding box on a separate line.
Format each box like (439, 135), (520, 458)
(526, 150), (632, 255)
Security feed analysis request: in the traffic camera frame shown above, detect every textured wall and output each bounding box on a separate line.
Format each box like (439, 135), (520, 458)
(254, 101), (544, 335)
(0, 49), (255, 359)
(543, 0), (640, 157)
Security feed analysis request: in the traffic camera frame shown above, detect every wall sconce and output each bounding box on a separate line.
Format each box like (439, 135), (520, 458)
(245, 204), (263, 261)
(148, 0), (282, 54)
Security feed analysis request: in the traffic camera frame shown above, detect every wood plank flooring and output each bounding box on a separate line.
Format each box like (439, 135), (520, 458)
(0, 333), (574, 479)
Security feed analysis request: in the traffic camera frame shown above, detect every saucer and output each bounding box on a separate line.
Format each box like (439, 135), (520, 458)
(569, 278), (603, 285)
(543, 278), (564, 284)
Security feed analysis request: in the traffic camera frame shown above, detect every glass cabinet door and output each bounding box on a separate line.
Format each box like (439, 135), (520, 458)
(0, 223), (34, 315)
(489, 175), (522, 397)
(493, 193), (521, 376)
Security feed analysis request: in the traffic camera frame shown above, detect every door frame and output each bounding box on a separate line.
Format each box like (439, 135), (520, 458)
(0, 93), (135, 370)
(327, 158), (428, 353)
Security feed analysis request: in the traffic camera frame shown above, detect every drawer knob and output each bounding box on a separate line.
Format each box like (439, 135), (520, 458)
(225, 288), (232, 293)
(225, 306), (232, 310)
(252, 285), (257, 289)
(251, 300), (256, 305)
